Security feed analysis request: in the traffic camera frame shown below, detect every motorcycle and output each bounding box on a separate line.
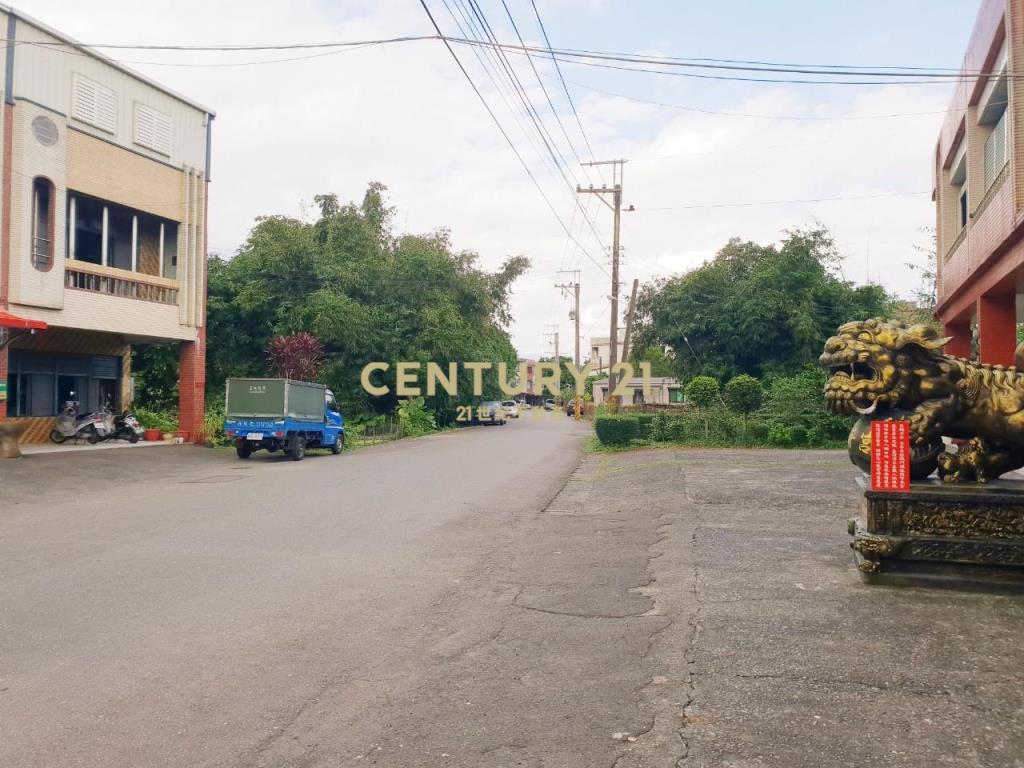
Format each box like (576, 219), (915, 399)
(49, 402), (114, 444)
(111, 410), (145, 443)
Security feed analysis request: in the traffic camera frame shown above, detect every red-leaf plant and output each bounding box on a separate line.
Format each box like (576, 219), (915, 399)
(265, 332), (325, 382)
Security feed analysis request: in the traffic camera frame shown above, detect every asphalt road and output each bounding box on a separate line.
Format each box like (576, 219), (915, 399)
(0, 413), (632, 768)
(7, 423), (1023, 767)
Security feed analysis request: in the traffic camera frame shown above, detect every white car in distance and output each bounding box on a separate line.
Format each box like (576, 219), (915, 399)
(501, 400), (520, 418)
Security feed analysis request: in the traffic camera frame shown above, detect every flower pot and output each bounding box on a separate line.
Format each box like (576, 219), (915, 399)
(144, 428), (162, 442)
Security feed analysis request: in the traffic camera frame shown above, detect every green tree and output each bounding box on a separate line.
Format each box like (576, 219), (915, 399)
(633, 227), (892, 380)
(200, 185), (529, 426)
(686, 375), (720, 438)
(628, 345), (678, 377)
(724, 374), (762, 434)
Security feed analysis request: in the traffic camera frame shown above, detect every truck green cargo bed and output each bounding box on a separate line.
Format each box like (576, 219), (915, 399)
(225, 378), (325, 422)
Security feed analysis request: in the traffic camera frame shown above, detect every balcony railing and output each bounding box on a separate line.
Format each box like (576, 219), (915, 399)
(65, 260), (179, 305)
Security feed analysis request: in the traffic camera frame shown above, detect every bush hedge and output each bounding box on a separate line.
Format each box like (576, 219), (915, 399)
(595, 415), (640, 445)
(593, 367), (852, 449)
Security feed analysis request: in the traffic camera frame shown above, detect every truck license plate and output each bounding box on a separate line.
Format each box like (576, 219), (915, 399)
(247, 432), (263, 441)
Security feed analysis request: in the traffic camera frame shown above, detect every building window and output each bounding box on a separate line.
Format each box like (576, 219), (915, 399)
(71, 194), (104, 264)
(163, 221), (178, 279)
(137, 213), (162, 276)
(983, 106), (1008, 190)
(107, 204), (134, 271)
(71, 73), (117, 134)
(31, 177), (55, 270)
(6, 350), (120, 417)
(67, 191), (180, 277)
(949, 145), (967, 235)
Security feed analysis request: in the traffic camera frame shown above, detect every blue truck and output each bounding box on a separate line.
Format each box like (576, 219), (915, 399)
(223, 378), (344, 461)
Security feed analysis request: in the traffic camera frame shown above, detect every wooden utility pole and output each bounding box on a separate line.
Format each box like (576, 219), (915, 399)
(621, 278), (640, 364)
(577, 160), (631, 405)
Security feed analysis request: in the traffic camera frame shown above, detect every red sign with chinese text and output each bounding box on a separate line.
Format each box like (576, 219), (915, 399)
(870, 420), (911, 492)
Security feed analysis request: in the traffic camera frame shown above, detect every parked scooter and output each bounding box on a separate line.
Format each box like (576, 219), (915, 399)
(111, 410), (145, 443)
(49, 401), (114, 444)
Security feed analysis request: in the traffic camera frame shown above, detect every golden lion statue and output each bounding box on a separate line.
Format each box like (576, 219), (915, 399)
(819, 318), (1024, 483)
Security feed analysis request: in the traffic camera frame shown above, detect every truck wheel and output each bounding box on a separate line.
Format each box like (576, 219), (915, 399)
(236, 442), (252, 459)
(330, 434), (344, 454)
(288, 437), (306, 461)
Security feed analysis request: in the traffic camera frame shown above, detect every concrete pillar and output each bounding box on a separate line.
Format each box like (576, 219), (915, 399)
(177, 327), (206, 443)
(942, 320), (972, 359)
(977, 292), (1017, 366)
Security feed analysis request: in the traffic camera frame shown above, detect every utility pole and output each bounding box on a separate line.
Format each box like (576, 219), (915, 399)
(544, 323), (560, 364)
(557, 271), (583, 419)
(577, 159), (632, 406)
(621, 278), (640, 364)
(555, 270), (580, 368)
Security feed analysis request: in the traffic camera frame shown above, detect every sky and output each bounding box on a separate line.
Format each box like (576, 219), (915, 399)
(18, 0), (980, 360)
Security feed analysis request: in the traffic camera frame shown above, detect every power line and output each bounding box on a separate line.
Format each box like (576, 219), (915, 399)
(531, 53), (985, 86)
(497, 0), (587, 169)
(22, 33), (1012, 83)
(440, 0), (608, 270)
(415, 0), (605, 275)
(529, 0), (599, 163)
(637, 190), (930, 212)
(443, 0), (610, 271)
(552, 76), (977, 122)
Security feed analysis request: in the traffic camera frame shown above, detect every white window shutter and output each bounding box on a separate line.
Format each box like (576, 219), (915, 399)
(134, 103), (172, 156)
(71, 74), (116, 133)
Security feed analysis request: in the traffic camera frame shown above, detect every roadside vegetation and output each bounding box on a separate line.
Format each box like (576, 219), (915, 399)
(595, 227), (935, 450)
(129, 184), (528, 443)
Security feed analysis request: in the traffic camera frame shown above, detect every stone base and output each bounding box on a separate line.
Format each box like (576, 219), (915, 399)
(849, 475), (1024, 587)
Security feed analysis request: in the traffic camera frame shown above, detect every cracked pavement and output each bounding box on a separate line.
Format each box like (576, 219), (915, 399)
(2, 424), (1024, 767)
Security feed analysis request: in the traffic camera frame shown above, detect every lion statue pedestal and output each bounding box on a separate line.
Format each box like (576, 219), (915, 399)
(821, 319), (1024, 583)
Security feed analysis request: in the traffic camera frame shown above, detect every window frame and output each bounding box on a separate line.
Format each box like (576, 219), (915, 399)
(31, 176), (56, 272)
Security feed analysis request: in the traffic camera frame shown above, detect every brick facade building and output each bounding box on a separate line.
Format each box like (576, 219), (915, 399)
(0, 6), (212, 442)
(935, 0), (1024, 363)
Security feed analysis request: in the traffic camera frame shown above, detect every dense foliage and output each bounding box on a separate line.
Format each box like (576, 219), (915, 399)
(633, 227), (890, 381)
(723, 374), (763, 416)
(204, 184), (529, 426)
(685, 376), (720, 408)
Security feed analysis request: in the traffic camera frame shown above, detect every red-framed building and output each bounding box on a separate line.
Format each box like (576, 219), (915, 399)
(935, 0), (1024, 363)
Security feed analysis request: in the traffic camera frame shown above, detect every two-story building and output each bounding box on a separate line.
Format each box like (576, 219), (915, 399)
(934, 0), (1023, 364)
(0, 6), (212, 442)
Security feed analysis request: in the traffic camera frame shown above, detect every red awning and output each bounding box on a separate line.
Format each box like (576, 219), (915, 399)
(0, 310), (47, 330)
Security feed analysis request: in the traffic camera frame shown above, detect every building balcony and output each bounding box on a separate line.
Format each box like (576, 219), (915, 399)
(64, 260), (179, 305)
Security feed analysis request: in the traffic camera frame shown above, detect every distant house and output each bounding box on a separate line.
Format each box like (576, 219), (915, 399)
(592, 377), (683, 406)
(587, 329), (625, 374)
(515, 358), (542, 403)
